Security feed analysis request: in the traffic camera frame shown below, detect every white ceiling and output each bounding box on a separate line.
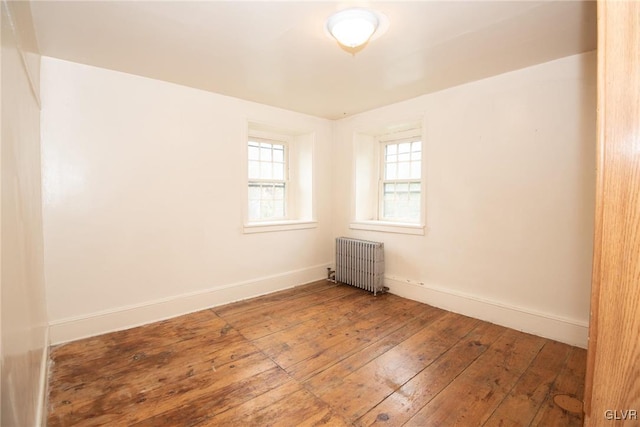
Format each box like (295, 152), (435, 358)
(30, 1), (596, 119)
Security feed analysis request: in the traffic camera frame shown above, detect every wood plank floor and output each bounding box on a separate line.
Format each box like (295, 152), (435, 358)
(47, 281), (586, 426)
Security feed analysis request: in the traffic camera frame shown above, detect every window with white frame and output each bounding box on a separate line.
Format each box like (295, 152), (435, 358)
(351, 121), (425, 235)
(244, 122), (316, 233)
(380, 138), (422, 223)
(247, 138), (288, 221)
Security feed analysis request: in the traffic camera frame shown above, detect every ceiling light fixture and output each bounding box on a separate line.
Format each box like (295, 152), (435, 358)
(326, 8), (383, 53)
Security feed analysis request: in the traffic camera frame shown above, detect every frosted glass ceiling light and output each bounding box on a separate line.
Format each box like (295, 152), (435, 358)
(327, 8), (380, 50)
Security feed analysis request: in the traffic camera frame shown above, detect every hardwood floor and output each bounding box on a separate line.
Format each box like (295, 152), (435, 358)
(47, 281), (586, 426)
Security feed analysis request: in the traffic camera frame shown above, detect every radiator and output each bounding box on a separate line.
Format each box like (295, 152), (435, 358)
(335, 237), (386, 295)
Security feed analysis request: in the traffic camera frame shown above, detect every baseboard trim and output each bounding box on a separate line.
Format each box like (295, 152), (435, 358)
(385, 277), (588, 348)
(49, 263), (331, 345)
(35, 326), (50, 427)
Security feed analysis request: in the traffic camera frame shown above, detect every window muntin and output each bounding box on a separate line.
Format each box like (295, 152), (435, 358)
(380, 139), (422, 223)
(248, 140), (287, 221)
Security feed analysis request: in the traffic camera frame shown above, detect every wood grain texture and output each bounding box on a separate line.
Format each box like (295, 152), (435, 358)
(531, 347), (587, 427)
(47, 281), (586, 426)
(584, 1), (640, 424)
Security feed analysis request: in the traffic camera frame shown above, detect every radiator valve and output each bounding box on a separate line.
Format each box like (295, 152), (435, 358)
(326, 268), (336, 283)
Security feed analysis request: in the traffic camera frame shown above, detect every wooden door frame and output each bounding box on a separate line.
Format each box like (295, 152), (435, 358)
(584, 0), (640, 423)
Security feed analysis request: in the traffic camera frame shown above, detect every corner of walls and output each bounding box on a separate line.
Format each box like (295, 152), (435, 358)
(328, 119), (341, 257)
(330, 53), (595, 349)
(40, 58), (335, 346)
(1, 1), (50, 425)
(40, 50), (593, 360)
(1, 0), (41, 106)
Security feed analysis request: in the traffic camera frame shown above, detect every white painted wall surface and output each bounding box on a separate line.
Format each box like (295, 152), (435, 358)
(1, 2), (49, 425)
(40, 58), (333, 344)
(40, 52), (596, 347)
(333, 53), (596, 347)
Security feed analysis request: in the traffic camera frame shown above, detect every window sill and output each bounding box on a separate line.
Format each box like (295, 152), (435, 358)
(349, 221), (426, 236)
(243, 220), (318, 234)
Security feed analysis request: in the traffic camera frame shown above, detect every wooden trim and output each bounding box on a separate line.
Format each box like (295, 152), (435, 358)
(583, 0), (607, 416)
(584, 1), (640, 423)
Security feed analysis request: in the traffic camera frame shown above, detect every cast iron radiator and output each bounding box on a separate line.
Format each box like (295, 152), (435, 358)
(335, 237), (386, 295)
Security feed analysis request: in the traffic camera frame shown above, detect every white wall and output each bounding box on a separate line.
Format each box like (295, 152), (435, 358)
(40, 52), (596, 348)
(40, 57), (334, 344)
(333, 52), (596, 347)
(1, 1), (49, 425)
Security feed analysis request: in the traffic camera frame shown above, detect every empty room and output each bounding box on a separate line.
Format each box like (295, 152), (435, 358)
(3, 0), (639, 426)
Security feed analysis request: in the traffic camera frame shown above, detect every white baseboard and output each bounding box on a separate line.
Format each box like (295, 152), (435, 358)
(36, 326), (50, 427)
(49, 263), (331, 345)
(385, 277), (589, 348)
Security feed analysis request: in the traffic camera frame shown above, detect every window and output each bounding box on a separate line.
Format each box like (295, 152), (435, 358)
(248, 139), (287, 221)
(244, 122), (317, 233)
(351, 121), (425, 235)
(380, 139), (422, 222)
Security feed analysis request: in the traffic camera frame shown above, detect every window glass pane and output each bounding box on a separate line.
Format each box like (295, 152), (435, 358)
(248, 161), (260, 179)
(248, 184), (261, 200)
(260, 146), (272, 161)
(410, 162), (421, 179)
(273, 163), (284, 180)
(408, 199), (420, 217)
(248, 145), (260, 160)
(385, 163), (397, 180)
(248, 139), (287, 221)
(260, 162), (272, 179)
(261, 185), (273, 199)
(247, 182), (287, 220)
(274, 184), (285, 199)
(383, 201), (396, 218)
(380, 137), (422, 223)
(398, 162), (410, 179)
(383, 184), (395, 201)
(273, 200), (285, 218)
(398, 142), (411, 153)
(248, 200), (260, 220)
(260, 200), (273, 218)
(273, 147), (284, 162)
